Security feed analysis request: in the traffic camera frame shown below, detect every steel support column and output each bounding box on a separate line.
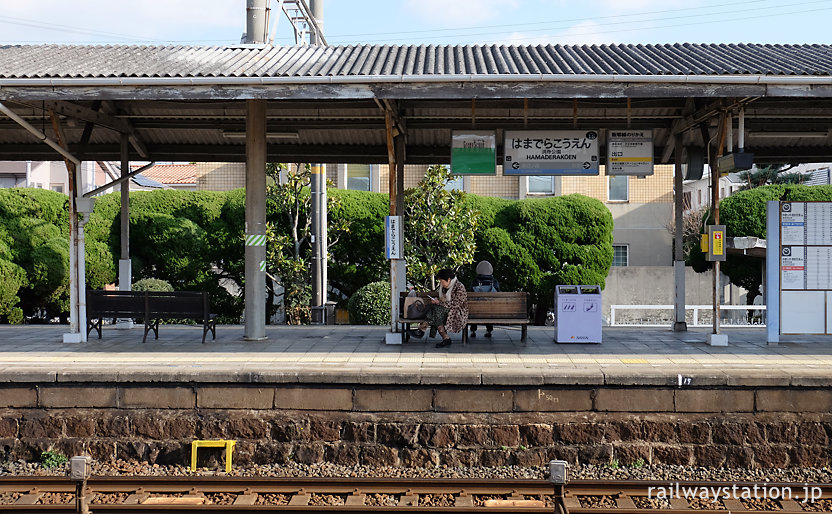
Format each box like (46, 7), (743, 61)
(119, 135), (131, 293)
(244, 99), (267, 340)
(311, 163), (327, 316)
(673, 132), (687, 331)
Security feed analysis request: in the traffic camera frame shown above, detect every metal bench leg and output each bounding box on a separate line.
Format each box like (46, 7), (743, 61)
(202, 320), (216, 344)
(462, 326), (468, 345)
(521, 325), (527, 342)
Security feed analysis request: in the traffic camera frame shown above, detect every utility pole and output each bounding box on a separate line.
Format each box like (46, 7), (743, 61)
(309, 0), (328, 323)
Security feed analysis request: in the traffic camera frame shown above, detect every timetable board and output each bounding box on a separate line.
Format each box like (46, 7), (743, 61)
(780, 202), (832, 291)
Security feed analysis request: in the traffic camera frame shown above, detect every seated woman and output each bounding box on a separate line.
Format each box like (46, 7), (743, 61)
(412, 268), (468, 348)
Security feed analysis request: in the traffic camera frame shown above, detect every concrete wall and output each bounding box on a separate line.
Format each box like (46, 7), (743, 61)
(608, 203), (673, 267)
(603, 266), (743, 323)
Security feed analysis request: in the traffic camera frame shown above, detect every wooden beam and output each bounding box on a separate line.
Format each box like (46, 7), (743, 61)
(17, 99), (150, 159)
(385, 109), (397, 216)
(661, 98), (696, 163)
(26, 100), (131, 133)
(78, 100), (102, 149)
(48, 110), (77, 195)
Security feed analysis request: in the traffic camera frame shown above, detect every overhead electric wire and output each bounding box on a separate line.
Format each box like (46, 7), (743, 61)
(0, 14), (151, 42)
(486, 5), (832, 46)
(326, 0), (832, 45)
(327, 0), (781, 39)
(0, 0), (828, 46)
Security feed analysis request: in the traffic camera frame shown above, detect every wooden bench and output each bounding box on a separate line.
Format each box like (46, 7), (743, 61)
(87, 290), (217, 343)
(397, 291), (529, 344)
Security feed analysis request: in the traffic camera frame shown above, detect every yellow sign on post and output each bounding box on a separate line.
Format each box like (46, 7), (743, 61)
(707, 225), (726, 261)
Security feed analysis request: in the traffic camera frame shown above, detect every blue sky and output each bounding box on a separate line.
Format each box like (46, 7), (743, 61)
(1, 0), (831, 46)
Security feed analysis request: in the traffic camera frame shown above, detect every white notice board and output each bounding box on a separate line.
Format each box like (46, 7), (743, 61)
(779, 201), (832, 335)
(780, 202), (832, 291)
(606, 130), (654, 176)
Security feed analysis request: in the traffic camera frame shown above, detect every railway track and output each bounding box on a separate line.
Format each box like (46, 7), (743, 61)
(0, 476), (830, 512)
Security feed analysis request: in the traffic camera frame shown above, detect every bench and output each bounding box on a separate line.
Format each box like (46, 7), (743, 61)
(397, 291), (529, 344)
(87, 290), (217, 343)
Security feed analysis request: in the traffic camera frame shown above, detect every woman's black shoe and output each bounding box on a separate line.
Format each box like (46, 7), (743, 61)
(410, 329), (425, 338)
(435, 338), (452, 348)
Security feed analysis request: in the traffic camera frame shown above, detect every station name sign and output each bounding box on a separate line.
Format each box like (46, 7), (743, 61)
(503, 130), (599, 175)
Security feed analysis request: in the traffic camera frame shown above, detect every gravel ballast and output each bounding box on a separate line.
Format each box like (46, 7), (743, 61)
(2, 459), (832, 484)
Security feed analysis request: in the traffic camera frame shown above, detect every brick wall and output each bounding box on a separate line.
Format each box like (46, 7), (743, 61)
(1, 383), (829, 469)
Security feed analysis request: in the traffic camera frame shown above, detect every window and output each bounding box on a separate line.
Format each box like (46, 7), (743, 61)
(445, 174), (464, 191)
(528, 176), (555, 194)
(608, 175), (628, 202)
(612, 245), (629, 267)
(347, 164), (371, 191)
(720, 187), (725, 198)
(50, 183), (64, 193)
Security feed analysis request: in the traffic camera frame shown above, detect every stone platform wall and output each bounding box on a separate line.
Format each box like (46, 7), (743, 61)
(1, 384), (830, 469)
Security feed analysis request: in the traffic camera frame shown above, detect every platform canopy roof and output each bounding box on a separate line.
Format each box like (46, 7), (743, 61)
(1, 42), (831, 164)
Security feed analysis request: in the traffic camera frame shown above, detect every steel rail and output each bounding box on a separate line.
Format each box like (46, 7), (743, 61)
(0, 476), (830, 512)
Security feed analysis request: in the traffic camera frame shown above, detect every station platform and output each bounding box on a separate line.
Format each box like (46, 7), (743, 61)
(1, 324), (831, 387)
(3, 324), (832, 469)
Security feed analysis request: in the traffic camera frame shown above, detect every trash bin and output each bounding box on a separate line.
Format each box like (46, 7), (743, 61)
(311, 301), (337, 325)
(554, 285), (602, 343)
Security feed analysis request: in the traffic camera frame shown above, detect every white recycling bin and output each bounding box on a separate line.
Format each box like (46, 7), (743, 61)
(554, 285), (602, 343)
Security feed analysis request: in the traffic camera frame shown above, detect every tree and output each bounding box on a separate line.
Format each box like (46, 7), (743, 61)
(737, 164), (806, 190)
(265, 163), (348, 324)
(717, 184), (832, 307)
(404, 165), (479, 290)
(327, 189), (389, 301)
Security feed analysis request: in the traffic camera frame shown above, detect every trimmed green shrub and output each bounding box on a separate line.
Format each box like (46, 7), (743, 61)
(0, 258), (26, 323)
(347, 281), (391, 325)
(130, 212), (210, 285)
(132, 278), (175, 292)
(712, 184), (832, 305)
(721, 184), (832, 238)
(464, 194), (613, 318)
(328, 189), (389, 300)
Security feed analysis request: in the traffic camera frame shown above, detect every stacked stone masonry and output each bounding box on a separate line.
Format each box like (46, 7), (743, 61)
(1, 384), (830, 469)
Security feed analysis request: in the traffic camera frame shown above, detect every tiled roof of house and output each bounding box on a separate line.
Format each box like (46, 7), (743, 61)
(0, 43), (830, 79)
(133, 163), (196, 185)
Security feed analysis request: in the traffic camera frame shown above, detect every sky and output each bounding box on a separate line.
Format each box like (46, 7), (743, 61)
(1, 0), (831, 47)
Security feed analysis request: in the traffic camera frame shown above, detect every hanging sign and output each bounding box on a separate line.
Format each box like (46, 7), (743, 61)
(503, 130), (599, 175)
(606, 130), (654, 176)
(451, 131), (496, 175)
(385, 216), (402, 260)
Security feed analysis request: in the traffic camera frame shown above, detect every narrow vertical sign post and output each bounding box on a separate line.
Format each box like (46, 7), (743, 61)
(386, 216), (402, 260)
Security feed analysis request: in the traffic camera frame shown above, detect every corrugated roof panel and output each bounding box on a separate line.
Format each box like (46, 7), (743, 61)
(372, 45), (393, 75)
(1, 43), (832, 79)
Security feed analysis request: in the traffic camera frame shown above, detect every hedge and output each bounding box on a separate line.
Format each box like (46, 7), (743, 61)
(347, 281), (391, 325)
(0, 187), (613, 324)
